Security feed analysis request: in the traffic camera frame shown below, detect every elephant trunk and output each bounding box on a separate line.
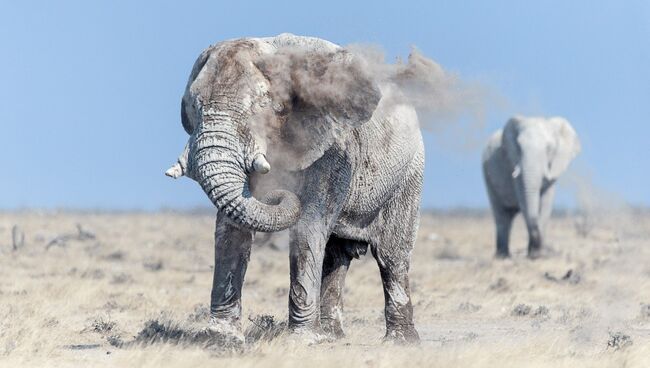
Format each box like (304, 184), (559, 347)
(191, 117), (301, 233)
(517, 153), (543, 253)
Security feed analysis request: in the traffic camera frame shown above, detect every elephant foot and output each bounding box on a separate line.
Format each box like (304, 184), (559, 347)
(495, 251), (511, 259)
(527, 247), (542, 260)
(321, 317), (345, 340)
(204, 317), (245, 347)
(383, 325), (420, 345)
(286, 326), (332, 345)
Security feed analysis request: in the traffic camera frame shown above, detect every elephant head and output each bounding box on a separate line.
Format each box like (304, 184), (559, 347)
(166, 34), (381, 232)
(502, 116), (580, 239)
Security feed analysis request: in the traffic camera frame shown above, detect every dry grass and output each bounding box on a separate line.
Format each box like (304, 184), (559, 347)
(1, 210), (649, 367)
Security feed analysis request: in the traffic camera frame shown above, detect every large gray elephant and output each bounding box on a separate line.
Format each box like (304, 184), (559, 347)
(482, 116), (580, 258)
(166, 34), (424, 343)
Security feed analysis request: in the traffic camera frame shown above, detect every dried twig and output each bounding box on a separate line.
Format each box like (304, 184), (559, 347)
(76, 224), (96, 240)
(46, 224), (96, 250)
(12, 225), (24, 251)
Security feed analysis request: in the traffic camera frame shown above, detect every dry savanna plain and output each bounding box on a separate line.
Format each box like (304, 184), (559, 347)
(1, 209), (649, 367)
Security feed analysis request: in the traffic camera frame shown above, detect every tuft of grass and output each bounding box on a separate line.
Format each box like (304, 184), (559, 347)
(244, 315), (287, 343)
(110, 272), (134, 284)
(511, 304), (532, 317)
(82, 316), (116, 335)
(607, 331), (633, 351)
(127, 318), (241, 352)
(187, 304), (211, 323)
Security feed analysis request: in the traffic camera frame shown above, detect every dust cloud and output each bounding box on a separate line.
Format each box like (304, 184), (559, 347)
(250, 43), (497, 155)
(561, 164), (638, 240)
(349, 45), (490, 130)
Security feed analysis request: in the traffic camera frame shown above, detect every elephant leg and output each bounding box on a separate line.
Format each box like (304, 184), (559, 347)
(287, 157), (350, 342)
(493, 206), (517, 258)
(288, 224), (329, 340)
(207, 212), (253, 344)
(373, 247), (419, 343)
(370, 169), (421, 344)
(320, 236), (361, 339)
(484, 171), (517, 258)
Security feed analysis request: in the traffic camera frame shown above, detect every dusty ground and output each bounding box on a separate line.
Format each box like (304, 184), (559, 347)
(1, 210), (649, 367)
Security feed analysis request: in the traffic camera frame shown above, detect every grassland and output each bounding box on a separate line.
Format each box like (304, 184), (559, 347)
(1, 210), (648, 367)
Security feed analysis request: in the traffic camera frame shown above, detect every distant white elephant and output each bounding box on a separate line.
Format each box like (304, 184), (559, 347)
(482, 116), (581, 258)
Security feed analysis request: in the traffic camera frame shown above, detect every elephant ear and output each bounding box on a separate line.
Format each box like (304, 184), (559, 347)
(255, 48), (381, 170)
(547, 117), (581, 180)
(180, 49), (212, 135)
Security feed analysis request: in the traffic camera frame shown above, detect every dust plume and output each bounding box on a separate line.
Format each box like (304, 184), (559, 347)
(557, 163), (646, 347)
(348, 44), (490, 131)
(560, 164), (638, 240)
(251, 42), (495, 155)
(245, 42), (498, 207)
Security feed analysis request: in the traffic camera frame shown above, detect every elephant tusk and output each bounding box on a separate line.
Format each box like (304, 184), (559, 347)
(252, 154), (271, 174)
(166, 142), (190, 179)
(512, 165), (521, 178)
(165, 162), (184, 179)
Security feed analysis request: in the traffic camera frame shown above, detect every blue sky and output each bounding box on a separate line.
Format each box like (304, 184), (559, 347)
(1, 1), (648, 209)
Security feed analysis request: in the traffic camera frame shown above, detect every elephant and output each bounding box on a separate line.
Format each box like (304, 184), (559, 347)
(482, 115), (580, 259)
(165, 34), (424, 344)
